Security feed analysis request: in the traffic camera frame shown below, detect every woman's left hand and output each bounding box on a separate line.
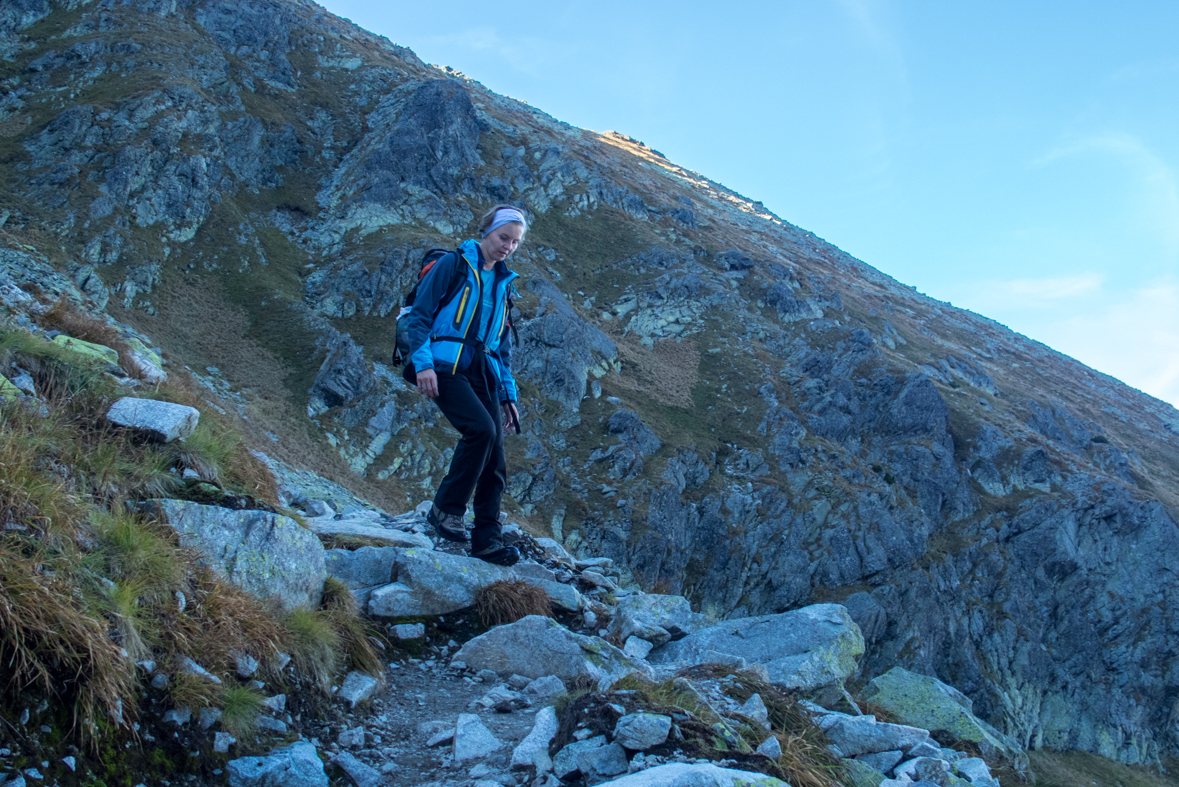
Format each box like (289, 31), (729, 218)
(502, 402), (521, 433)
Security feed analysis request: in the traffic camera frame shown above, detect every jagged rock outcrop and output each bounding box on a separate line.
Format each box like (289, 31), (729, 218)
(2, 0), (1178, 765)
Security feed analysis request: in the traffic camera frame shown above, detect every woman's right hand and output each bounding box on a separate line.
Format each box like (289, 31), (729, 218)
(416, 369), (439, 399)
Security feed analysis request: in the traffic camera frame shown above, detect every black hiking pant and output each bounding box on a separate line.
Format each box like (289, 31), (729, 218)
(432, 353), (505, 551)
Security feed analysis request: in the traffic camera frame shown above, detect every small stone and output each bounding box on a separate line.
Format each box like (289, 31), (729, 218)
(756, 736), (782, 759)
(857, 750), (905, 774)
(256, 716), (288, 735)
(162, 707), (191, 727)
(524, 675), (566, 701)
(136, 660), (156, 673)
(894, 756), (953, 785)
(151, 673), (169, 690)
(908, 740), (942, 759)
(956, 757), (999, 787)
(179, 657), (221, 684)
(511, 706), (559, 770)
(454, 713), (503, 762)
(738, 693), (769, 725)
(508, 674), (532, 689)
(333, 752), (383, 787)
(338, 726), (365, 749)
(391, 623), (426, 640)
(260, 694), (287, 714)
(426, 729), (455, 747)
(234, 652), (259, 678)
(198, 707), (222, 730)
(477, 669), (499, 683)
(62, 756), (76, 772)
(622, 636), (653, 660)
(338, 671), (380, 708)
(214, 732), (235, 753)
(275, 652), (292, 671)
(613, 713), (672, 750)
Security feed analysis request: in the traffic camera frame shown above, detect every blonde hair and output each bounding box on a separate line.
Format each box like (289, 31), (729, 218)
(478, 204), (528, 238)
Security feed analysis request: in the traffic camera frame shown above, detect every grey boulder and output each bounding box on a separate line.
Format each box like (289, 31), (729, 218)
(227, 741), (328, 787)
(596, 763), (790, 787)
(649, 603), (863, 693)
(107, 397), (199, 443)
(862, 668), (1025, 768)
(822, 714), (929, 757)
(143, 499), (326, 611)
(367, 549), (580, 617)
(453, 615), (648, 685)
(552, 736), (629, 782)
(607, 593), (707, 647)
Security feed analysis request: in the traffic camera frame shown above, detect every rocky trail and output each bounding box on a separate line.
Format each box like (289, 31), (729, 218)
(198, 481), (1020, 787)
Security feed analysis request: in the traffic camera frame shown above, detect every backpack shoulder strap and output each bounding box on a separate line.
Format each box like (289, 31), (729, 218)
(438, 246), (467, 309)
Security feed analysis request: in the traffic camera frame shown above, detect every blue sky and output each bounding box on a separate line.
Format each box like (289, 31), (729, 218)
(318, 0), (1179, 410)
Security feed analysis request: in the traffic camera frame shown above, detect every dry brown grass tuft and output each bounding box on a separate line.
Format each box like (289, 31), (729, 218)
(475, 580), (553, 628)
(169, 572), (288, 678)
(0, 538), (137, 737)
(322, 577), (385, 679)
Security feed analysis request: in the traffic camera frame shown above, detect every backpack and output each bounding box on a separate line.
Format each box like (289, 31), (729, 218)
(393, 247), (465, 369)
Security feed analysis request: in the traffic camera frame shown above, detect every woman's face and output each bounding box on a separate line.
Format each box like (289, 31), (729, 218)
(480, 222), (524, 264)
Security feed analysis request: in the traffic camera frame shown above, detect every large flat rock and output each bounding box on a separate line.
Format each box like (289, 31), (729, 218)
(367, 549), (581, 617)
(648, 603), (863, 692)
(107, 397), (199, 443)
(305, 514), (432, 549)
(144, 499), (326, 611)
(593, 763), (789, 787)
(453, 614), (648, 686)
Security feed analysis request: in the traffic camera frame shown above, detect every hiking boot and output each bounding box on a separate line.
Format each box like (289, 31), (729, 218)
(428, 505), (468, 543)
(470, 542), (520, 566)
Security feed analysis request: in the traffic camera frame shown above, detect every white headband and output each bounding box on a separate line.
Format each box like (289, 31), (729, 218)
(482, 208), (527, 237)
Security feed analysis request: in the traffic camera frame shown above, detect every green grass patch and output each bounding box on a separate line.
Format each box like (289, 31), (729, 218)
(1029, 750), (1179, 787)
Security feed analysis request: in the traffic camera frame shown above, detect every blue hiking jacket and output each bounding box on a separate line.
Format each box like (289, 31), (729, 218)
(405, 239), (520, 403)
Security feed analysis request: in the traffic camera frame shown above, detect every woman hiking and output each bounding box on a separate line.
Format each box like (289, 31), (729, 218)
(403, 204), (526, 566)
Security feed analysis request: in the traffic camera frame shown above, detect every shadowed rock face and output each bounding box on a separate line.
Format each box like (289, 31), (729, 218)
(363, 79), (485, 200)
(4, 0), (1179, 764)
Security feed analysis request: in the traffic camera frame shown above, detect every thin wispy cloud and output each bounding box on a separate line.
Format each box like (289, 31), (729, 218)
(955, 273), (1105, 309)
(1032, 132), (1179, 261)
(413, 27), (565, 81)
(1051, 277), (1179, 407)
(834, 0), (908, 88)
(1001, 273), (1105, 300)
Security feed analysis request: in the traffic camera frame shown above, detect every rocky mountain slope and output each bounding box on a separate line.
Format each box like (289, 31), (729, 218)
(2, 0), (1178, 768)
